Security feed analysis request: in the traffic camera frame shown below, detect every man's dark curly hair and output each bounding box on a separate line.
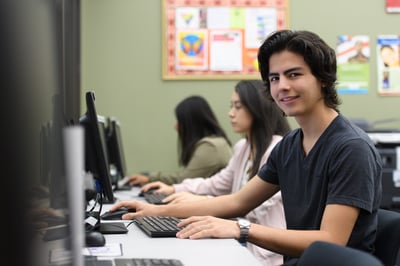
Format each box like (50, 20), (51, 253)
(258, 30), (341, 112)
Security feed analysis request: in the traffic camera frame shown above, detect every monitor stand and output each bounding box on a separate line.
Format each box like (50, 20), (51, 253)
(114, 183), (131, 191)
(85, 211), (128, 234)
(98, 223), (128, 234)
(85, 199), (127, 234)
(101, 196), (116, 204)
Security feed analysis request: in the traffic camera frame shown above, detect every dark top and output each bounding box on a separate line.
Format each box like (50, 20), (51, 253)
(258, 114), (382, 262)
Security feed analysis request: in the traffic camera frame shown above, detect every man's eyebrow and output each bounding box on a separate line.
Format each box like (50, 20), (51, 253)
(268, 67), (303, 77)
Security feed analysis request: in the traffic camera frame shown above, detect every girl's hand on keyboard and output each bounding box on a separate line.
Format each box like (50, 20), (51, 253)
(176, 216), (239, 240)
(126, 174), (150, 186)
(109, 200), (166, 219)
(141, 181), (175, 195)
(163, 192), (208, 204)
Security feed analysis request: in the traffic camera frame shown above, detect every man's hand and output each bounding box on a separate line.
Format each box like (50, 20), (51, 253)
(163, 192), (208, 204)
(176, 216), (240, 240)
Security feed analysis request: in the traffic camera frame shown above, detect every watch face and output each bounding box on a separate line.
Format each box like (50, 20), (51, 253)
(238, 218), (251, 227)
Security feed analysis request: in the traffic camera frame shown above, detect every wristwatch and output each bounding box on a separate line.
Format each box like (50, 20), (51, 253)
(237, 218), (251, 243)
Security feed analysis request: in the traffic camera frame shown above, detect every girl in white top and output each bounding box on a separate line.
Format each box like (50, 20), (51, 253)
(141, 80), (291, 266)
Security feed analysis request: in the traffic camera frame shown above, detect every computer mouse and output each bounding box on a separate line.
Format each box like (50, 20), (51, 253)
(100, 207), (135, 220)
(138, 188), (157, 197)
(85, 231), (106, 247)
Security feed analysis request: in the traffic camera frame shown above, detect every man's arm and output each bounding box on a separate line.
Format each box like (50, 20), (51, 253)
(174, 177), (359, 258)
(248, 203), (360, 258)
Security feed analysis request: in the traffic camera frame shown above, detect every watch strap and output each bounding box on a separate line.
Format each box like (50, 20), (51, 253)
(237, 218), (250, 243)
(239, 227), (249, 243)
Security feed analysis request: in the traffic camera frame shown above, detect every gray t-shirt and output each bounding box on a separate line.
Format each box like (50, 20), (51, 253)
(258, 114), (382, 262)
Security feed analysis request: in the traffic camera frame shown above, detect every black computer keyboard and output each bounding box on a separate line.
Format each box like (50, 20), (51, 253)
(38, 214), (68, 227)
(69, 256), (184, 266)
(84, 256), (113, 266)
(143, 192), (167, 205)
(42, 226), (69, 241)
(133, 216), (182, 237)
(114, 258), (184, 266)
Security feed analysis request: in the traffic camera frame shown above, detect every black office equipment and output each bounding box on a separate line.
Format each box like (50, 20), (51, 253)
(297, 241), (383, 266)
(85, 231), (106, 247)
(367, 131), (400, 148)
(143, 192), (167, 205)
(85, 210), (128, 234)
(373, 209), (400, 266)
(139, 189), (167, 204)
(114, 258), (184, 266)
(106, 117), (130, 191)
(378, 148), (397, 169)
(378, 148), (400, 210)
(101, 207), (134, 220)
(79, 92), (128, 235)
(37, 213), (68, 227)
(381, 170), (400, 210)
(80, 91), (115, 203)
(42, 226), (69, 242)
(84, 256), (113, 266)
(367, 132), (400, 211)
(133, 216), (182, 237)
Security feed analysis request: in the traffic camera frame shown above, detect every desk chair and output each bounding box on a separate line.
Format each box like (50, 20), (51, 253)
(297, 241), (383, 266)
(373, 208), (400, 266)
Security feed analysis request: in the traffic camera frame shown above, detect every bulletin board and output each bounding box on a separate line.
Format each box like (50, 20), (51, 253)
(162, 0), (290, 80)
(386, 0), (400, 13)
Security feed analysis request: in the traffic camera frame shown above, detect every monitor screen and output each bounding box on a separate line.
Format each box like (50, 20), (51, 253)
(79, 91), (114, 203)
(106, 117), (128, 186)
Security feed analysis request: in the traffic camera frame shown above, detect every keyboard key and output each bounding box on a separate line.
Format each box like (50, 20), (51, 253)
(114, 258), (184, 266)
(134, 216), (182, 237)
(143, 193), (167, 205)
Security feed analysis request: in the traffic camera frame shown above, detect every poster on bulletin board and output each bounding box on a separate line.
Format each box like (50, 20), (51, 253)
(162, 0), (290, 80)
(377, 35), (400, 96)
(386, 0), (400, 13)
(336, 35), (370, 94)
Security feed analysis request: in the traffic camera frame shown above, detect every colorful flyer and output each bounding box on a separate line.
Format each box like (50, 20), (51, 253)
(209, 29), (243, 71)
(386, 0), (400, 13)
(336, 35), (370, 94)
(377, 35), (400, 96)
(175, 29), (208, 70)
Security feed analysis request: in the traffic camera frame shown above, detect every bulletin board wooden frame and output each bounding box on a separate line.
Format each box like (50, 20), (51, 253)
(162, 0), (290, 80)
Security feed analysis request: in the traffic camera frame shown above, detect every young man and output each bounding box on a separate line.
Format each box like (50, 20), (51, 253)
(110, 30), (382, 265)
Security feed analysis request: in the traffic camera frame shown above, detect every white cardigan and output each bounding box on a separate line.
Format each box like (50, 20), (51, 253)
(173, 136), (286, 266)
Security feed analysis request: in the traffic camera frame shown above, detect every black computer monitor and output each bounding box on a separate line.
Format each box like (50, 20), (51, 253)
(106, 118), (128, 187)
(79, 91), (114, 203)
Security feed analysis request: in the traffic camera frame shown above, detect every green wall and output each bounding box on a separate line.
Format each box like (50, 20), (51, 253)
(81, 0), (400, 175)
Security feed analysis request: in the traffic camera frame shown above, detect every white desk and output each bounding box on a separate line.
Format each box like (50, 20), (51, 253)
(91, 188), (263, 266)
(97, 221), (261, 265)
